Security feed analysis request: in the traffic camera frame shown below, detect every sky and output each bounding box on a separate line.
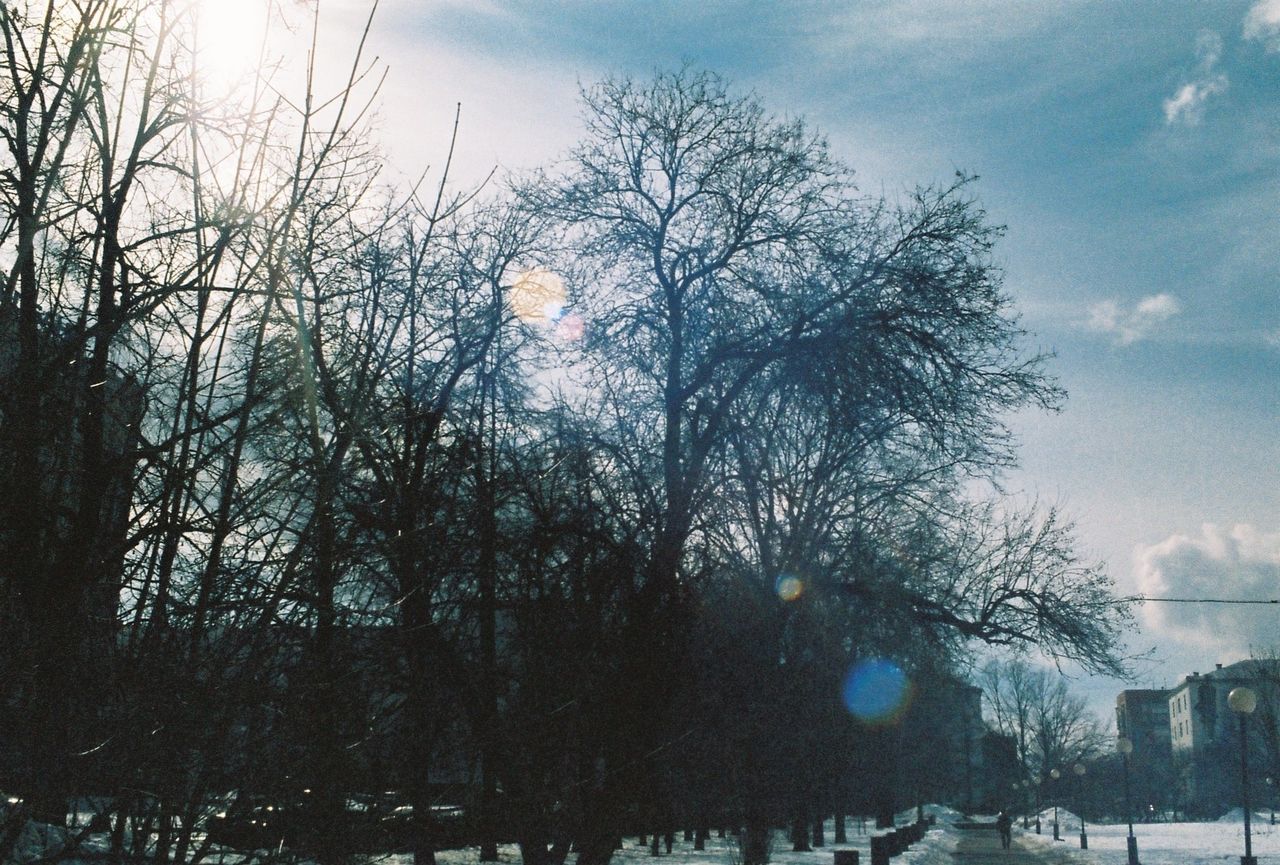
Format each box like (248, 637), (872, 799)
(258, 0), (1280, 720)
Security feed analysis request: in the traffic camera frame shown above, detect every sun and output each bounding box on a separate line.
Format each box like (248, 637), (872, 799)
(509, 268), (567, 322)
(190, 0), (271, 93)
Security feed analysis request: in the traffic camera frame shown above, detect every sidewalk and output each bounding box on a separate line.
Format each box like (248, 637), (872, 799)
(952, 827), (1091, 865)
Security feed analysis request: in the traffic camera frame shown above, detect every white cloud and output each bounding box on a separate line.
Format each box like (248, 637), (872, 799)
(1163, 78), (1228, 125)
(1135, 524), (1280, 656)
(838, 0), (1067, 43)
(1163, 30), (1228, 125)
(1087, 292), (1181, 345)
(1244, 0), (1280, 51)
(1134, 293), (1179, 318)
(1194, 29), (1224, 69)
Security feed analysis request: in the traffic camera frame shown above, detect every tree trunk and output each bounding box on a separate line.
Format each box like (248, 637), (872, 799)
(791, 816), (811, 852)
(742, 823), (771, 865)
(575, 831), (617, 865)
(154, 806), (173, 864)
(875, 791), (894, 830)
(109, 798), (130, 865)
(549, 837), (573, 865)
(812, 817), (824, 847)
(834, 813), (847, 844)
(478, 368), (500, 862)
(519, 839), (550, 865)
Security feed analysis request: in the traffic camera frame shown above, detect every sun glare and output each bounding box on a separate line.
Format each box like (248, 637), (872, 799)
(192, 0), (270, 92)
(509, 268), (567, 322)
(775, 574), (804, 602)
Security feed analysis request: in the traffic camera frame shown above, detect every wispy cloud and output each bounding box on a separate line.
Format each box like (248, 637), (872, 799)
(1087, 293), (1181, 345)
(1163, 30), (1228, 125)
(831, 0), (1066, 45)
(1244, 0), (1280, 51)
(1136, 524), (1280, 654)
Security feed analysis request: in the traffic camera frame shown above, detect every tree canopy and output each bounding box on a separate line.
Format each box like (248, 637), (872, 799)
(0, 12), (1130, 863)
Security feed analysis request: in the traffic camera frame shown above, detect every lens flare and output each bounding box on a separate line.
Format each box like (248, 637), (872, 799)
(555, 313), (585, 341)
(510, 267), (567, 321)
(775, 575), (804, 602)
(841, 659), (912, 725)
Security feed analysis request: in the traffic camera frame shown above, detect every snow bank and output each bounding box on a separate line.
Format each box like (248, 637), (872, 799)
(919, 804), (964, 825)
(1216, 807), (1271, 823)
(895, 804), (962, 825)
(8, 820), (70, 865)
(1035, 807), (1083, 830)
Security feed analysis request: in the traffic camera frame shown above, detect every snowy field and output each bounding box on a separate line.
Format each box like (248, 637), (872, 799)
(12, 803), (1280, 865)
(422, 806), (1279, 865)
(1019, 808), (1280, 865)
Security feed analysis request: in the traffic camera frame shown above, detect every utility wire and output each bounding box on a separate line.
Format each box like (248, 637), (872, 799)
(1127, 595), (1279, 605)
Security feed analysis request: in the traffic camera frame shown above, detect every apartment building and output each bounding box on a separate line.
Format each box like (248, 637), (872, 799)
(1167, 660), (1280, 816)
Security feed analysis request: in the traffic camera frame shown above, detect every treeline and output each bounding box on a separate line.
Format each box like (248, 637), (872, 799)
(0, 3), (1130, 864)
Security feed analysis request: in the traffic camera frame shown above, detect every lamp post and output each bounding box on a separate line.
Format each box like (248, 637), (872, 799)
(1050, 768), (1061, 840)
(1118, 737), (1139, 865)
(1228, 687), (1257, 865)
(1266, 777), (1274, 826)
(1073, 763), (1087, 850)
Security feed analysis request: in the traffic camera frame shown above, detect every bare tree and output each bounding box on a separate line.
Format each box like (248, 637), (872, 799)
(982, 659), (1107, 791)
(532, 67), (1119, 865)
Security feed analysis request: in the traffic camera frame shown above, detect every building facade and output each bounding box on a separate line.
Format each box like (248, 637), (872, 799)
(1117, 689), (1172, 758)
(1167, 660), (1280, 817)
(1116, 689), (1174, 815)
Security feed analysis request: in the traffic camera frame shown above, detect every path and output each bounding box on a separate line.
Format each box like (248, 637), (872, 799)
(952, 827), (1091, 865)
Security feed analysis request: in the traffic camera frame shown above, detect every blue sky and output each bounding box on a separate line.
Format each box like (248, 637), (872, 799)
(317, 0), (1280, 717)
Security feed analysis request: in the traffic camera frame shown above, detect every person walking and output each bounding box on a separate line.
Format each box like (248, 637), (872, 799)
(996, 811), (1013, 850)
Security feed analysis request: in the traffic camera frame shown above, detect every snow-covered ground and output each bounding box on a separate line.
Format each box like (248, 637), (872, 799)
(1019, 808), (1280, 865)
(379, 808), (1280, 865)
(12, 803), (1280, 865)
(428, 807), (964, 865)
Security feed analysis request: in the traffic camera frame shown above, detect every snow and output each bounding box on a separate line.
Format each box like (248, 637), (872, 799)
(427, 814), (1280, 865)
(11, 803), (1280, 865)
(9, 821), (71, 864)
(1018, 815), (1280, 865)
(397, 818), (957, 865)
(1218, 808), (1272, 823)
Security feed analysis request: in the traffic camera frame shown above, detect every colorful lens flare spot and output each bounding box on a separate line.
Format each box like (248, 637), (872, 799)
(841, 659), (912, 725)
(774, 575), (804, 602)
(555, 313), (585, 341)
(509, 267), (567, 322)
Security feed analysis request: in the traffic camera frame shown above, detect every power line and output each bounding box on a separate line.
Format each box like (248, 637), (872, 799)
(1127, 595), (1280, 605)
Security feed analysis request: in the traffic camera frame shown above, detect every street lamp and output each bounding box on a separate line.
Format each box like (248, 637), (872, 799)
(1050, 768), (1061, 840)
(1118, 737), (1139, 865)
(1073, 763), (1087, 850)
(1034, 776), (1042, 835)
(1266, 777), (1274, 826)
(1228, 686), (1257, 865)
